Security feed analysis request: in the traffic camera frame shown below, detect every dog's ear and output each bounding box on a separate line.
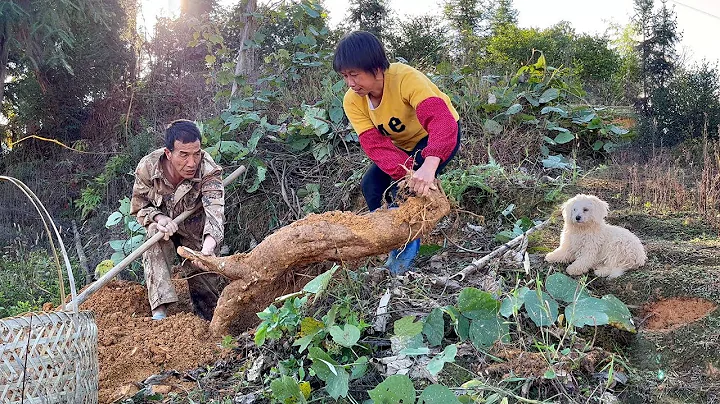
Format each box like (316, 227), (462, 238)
(592, 196), (609, 219)
(560, 197), (574, 221)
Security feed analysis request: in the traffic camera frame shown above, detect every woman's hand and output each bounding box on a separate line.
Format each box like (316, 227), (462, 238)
(201, 235), (217, 256)
(152, 214), (178, 240)
(408, 156), (441, 196)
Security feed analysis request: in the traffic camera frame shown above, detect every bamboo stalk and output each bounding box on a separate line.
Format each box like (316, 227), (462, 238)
(66, 165), (247, 309)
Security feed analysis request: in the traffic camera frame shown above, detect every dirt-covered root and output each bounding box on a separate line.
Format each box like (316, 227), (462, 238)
(178, 189), (451, 335)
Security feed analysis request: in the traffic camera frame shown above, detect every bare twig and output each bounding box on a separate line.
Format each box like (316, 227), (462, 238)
(72, 220), (91, 285)
(447, 219), (550, 282)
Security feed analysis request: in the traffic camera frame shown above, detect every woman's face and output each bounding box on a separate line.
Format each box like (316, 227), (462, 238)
(339, 68), (383, 97)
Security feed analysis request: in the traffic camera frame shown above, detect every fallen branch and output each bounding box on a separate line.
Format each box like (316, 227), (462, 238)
(447, 219), (550, 282)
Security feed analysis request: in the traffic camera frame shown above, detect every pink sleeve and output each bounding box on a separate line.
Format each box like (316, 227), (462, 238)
(358, 127), (414, 180)
(416, 97), (458, 162)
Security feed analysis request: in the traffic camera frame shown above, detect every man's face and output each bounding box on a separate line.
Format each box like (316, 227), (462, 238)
(339, 68), (382, 97)
(164, 140), (202, 180)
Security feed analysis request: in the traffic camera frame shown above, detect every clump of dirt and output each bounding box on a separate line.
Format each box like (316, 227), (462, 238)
(641, 297), (717, 331)
(80, 280), (226, 403)
(481, 348), (548, 378)
(179, 190), (452, 335)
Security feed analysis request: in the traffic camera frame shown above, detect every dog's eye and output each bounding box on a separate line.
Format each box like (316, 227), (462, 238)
(583, 208), (589, 212)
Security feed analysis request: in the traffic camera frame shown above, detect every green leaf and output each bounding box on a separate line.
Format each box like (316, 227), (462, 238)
(457, 288), (500, 320)
(566, 297), (610, 327)
(368, 374), (416, 404)
(399, 346), (431, 356)
(426, 344), (457, 376)
(110, 251), (125, 265)
(592, 140), (604, 151)
(247, 163), (267, 193)
(308, 347), (337, 381)
(545, 273), (590, 303)
(469, 318), (508, 348)
(108, 240), (125, 250)
(524, 290), (559, 327)
(540, 106), (568, 116)
(553, 132), (575, 144)
(270, 376), (307, 403)
(105, 212), (123, 227)
(539, 88), (560, 103)
(254, 323), (268, 346)
(325, 367), (349, 400)
(422, 308), (445, 347)
(350, 356), (369, 380)
(394, 315), (423, 337)
(483, 119), (503, 135)
(302, 265), (338, 294)
(418, 384), (462, 404)
(505, 104), (522, 115)
(329, 324), (360, 348)
(601, 295), (636, 332)
(329, 106), (344, 124)
(608, 124), (629, 135)
(499, 287), (530, 317)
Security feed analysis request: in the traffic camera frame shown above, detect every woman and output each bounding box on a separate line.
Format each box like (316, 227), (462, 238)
(333, 31), (461, 274)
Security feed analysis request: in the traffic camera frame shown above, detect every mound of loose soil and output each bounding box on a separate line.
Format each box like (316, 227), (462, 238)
(80, 280), (226, 403)
(641, 297), (717, 331)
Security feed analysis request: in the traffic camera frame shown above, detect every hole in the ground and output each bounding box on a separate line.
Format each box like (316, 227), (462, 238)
(640, 297), (717, 331)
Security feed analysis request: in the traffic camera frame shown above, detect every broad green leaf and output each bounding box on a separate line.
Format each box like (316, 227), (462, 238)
(247, 163), (267, 193)
(505, 104), (522, 115)
(608, 124), (629, 135)
(499, 287), (530, 317)
(540, 106), (568, 116)
(368, 374), (416, 404)
(308, 347), (337, 381)
(418, 384), (462, 404)
(205, 55), (216, 65)
(350, 356), (369, 380)
(592, 140), (604, 151)
(105, 212), (122, 227)
(554, 132), (575, 144)
(108, 240), (125, 250)
(603, 142), (618, 152)
(545, 273), (590, 303)
(270, 376), (307, 404)
(457, 288), (500, 320)
(288, 137), (311, 151)
(329, 106), (344, 124)
(422, 308), (444, 347)
(394, 315), (423, 337)
(110, 251), (125, 265)
(483, 119), (503, 135)
(329, 324), (360, 348)
(118, 197), (131, 215)
(325, 367), (349, 400)
(539, 88), (560, 103)
(524, 291), (559, 327)
(302, 265), (338, 294)
(566, 297), (610, 327)
(457, 314), (470, 340)
(469, 318), (509, 348)
(426, 344), (457, 376)
(254, 323), (268, 346)
(602, 295), (636, 332)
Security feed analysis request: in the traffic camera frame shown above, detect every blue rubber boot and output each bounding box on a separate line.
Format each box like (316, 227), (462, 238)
(385, 239), (421, 275)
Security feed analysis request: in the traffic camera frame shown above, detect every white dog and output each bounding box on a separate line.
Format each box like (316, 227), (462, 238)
(545, 194), (646, 278)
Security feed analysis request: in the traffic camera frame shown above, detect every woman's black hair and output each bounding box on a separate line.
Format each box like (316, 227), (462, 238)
(333, 31), (390, 74)
(165, 119), (201, 150)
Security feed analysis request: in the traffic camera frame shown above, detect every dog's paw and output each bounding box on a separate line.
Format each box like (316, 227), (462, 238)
(544, 251), (563, 263)
(566, 264), (588, 276)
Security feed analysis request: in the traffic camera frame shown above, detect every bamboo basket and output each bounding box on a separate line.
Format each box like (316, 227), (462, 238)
(0, 177), (98, 403)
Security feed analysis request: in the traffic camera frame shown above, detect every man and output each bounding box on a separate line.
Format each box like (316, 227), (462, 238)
(130, 119), (227, 320)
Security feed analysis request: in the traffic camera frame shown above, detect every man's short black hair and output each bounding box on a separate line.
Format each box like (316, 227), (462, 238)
(165, 119), (201, 150)
(333, 31), (390, 74)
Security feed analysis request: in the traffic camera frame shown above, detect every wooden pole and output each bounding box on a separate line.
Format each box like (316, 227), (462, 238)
(67, 165), (246, 309)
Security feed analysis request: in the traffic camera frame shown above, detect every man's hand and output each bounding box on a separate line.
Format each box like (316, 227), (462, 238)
(153, 214), (178, 241)
(407, 156), (440, 197)
(201, 235), (217, 256)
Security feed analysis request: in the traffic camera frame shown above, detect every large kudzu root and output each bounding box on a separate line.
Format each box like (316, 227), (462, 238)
(178, 188), (451, 335)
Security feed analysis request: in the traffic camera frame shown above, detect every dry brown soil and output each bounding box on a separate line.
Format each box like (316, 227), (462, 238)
(640, 296), (717, 331)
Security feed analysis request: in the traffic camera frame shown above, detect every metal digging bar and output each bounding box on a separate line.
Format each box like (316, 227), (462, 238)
(67, 165), (247, 309)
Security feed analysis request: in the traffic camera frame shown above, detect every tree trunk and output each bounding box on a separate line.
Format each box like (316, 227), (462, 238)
(230, 0), (257, 98)
(0, 19), (10, 107)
